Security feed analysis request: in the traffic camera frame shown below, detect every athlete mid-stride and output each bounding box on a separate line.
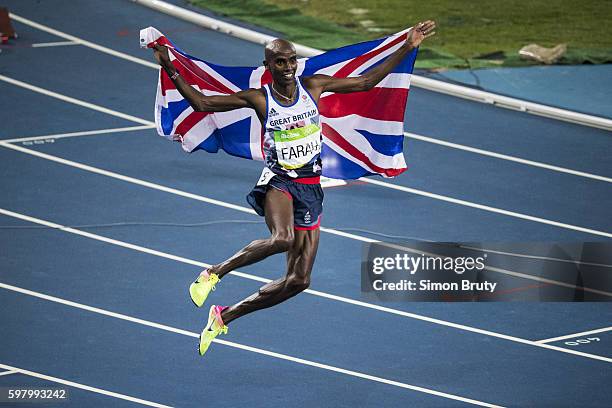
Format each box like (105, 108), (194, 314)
(152, 20), (436, 356)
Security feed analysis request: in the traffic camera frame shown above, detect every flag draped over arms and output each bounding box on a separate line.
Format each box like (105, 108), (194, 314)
(140, 27), (418, 179)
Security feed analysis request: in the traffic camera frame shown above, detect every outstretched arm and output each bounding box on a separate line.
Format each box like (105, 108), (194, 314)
(304, 20), (436, 96)
(152, 44), (257, 112)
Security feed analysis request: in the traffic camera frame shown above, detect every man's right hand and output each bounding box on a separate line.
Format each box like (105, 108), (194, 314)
(153, 44), (172, 70)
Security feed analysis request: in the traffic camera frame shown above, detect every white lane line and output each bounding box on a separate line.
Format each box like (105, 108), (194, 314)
(9, 14), (159, 69)
(0, 74), (154, 126)
(536, 327), (612, 344)
(0, 207), (263, 280)
(11, 12), (611, 183)
(31, 40), (79, 48)
(1, 207), (611, 364)
(2, 138), (611, 241)
(0, 142), (258, 215)
(0, 363), (171, 407)
(404, 132), (612, 184)
(475, 263), (612, 298)
(359, 178), (612, 238)
(3, 64), (610, 238)
(1, 127), (342, 190)
(5, 5), (608, 361)
(459, 245), (612, 269)
(0, 140), (610, 295)
(2, 125), (156, 144)
(0, 283), (503, 408)
(0, 370), (19, 377)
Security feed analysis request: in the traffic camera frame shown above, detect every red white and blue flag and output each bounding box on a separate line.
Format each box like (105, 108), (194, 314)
(140, 27), (418, 179)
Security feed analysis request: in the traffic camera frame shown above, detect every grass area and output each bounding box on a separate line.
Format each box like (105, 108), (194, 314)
(190, 0), (612, 70)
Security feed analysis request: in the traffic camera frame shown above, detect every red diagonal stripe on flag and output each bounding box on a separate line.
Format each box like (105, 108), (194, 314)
(260, 70), (272, 86)
(334, 34), (407, 78)
(161, 63), (233, 97)
(175, 110), (210, 136)
(170, 50), (235, 95)
(322, 123), (405, 177)
(320, 88), (409, 121)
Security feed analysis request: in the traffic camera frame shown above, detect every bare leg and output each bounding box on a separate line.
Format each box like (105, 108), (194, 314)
(221, 227), (320, 325)
(207, 188), (295, 279)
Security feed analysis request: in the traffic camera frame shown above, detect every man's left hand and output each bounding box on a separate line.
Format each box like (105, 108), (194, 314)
(406, 20), (436, 49)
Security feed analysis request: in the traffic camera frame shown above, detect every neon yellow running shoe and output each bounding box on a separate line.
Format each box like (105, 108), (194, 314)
(199, 305), (228, 356)
(189, 270), (220, 308)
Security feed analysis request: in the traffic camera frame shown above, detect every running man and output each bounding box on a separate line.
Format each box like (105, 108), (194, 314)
(152, 20), (436, 356)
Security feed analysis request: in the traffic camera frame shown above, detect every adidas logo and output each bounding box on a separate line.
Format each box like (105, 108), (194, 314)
(269, 108), (279, 117)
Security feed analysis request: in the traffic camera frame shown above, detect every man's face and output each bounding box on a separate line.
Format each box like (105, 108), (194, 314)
(268, 53), (297, 84)
(264, 39), (298, 85)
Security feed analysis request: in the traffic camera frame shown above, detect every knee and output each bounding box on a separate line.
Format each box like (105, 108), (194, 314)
(286, 274), (310, 294)
(270, 230), (294, 252)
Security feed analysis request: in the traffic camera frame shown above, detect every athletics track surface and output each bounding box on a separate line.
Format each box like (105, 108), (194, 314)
(0, 1), (611, 406)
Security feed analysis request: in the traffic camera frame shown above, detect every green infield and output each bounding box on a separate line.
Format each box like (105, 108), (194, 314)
(190, 0), (612, 69)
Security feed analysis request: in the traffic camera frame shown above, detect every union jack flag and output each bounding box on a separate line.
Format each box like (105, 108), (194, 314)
(140, 27), (418, 179)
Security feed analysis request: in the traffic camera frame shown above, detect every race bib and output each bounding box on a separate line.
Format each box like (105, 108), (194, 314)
(256, 167), (276, 186)
(274, 124), (321, 170)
